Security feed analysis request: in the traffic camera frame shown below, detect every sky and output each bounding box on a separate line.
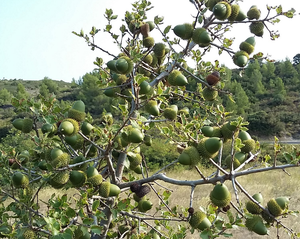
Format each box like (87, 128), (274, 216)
(0, 0), (299, 83)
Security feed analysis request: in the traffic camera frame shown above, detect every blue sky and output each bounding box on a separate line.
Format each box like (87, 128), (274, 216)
(0, 0), (299, 82)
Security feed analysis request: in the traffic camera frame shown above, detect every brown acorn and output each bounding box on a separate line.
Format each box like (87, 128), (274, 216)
(206, 73), (220, 86)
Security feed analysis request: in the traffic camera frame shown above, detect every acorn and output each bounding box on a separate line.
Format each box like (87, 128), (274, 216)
(178, 107), (189, 116)
(192, 28), (211, 47)
(245, 215), (268, 235)
(241, 139), (256, 153)
(267, 197), (289, 217)
(202, 87), (218, 101)
(233, 51), (249, 67)
(246, 193), (264, 214)
(17, 150), (30, 163)
(220, 121), (238, 142)
(139, 80), (152, 95)
(143, 36), (155, 48)
(210, 183), (231, 207)
(12, 172), (29, 188)
(65, 134), (84, 150)
(38, 160), (48, 170)
(227, 4), (240, 21)
(167, 70), (188, 86)
(261, 208), (275, 224)
(145, 100), (159, 116)
(128, 153), (142, 170)
(247, 5), (261, 20)
(99, 181), (120, 197)
(104, 87), (121, 97)
(235, 8), (247, 21)
(197, 137), (222, 159)
(107, 59), (118, 72)
(49, 171), (70, 189)
(69, 170), (87, 187)
(178, 146), (200, 166)
(68, 100), (86, 122)
(112, 73), (127, 85)
(213, 1), (232, 20)
(58, 118), (79, 136)
(22, 118), (33, 133)
(163, 105), (178, 120)
(127, 127), (144, 144)
(138, 199), (153, 212)
(153, 43), (166, 58)
(115, 58), (129, 74)
(249, 21), (264, 37)
(135, 185), (151, 198)
(206, 73), (220, 86)
(144, 135), (152, 146)
(12, 118), (24, 131)
(140, 22), (150, 37)
(225, 152), (246, 169)
(86, 166), (103, 186)
(81, 121), (94, 135)
(146, 21), (155, 31)
(142, 54), (153, 65)
(206, 0), (222, 11)
(189, 211), (212, 230)
(173, 23), (194, 40)
(41, 123), (54, 134)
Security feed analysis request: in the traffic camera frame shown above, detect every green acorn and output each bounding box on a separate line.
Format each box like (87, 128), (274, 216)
(178, 146), (200, 166)
(138, 199), (153, 212)
(247, 5), (261, 20)
(144, 135), (152, 146)
(178, 107), (189, 116)
(197, 137), (222, 159)
(145, 100), (159, 116)
(225, 152), (246, 169)
(17, 150), (30, 163)
(115, 58), (128, 74)
(50, 152), (70, 169)
(202, 87), (218, 101)
(245, 215), (268, 235)
(58, 118), (79, 136)
(41, 123), (54, 134)
(233, 51), (249, 67)
(249, 21), (264, 37)
(107, 59), (118, 72)
(86, 166), (103, 186)
(201, 126), (214, 137)
(126, 126), (143, 143)
(143, 36), (155, 48)
(163, 105), (178, 120)
(104, 87), (121, 97)
(65, 134), (84, 150)
(128, 153), (142, 170)
(112, 73), (127, 85)
(38, 160), (48, 170)
(81, 121), (94, 135)
(139, 80), (152, 95)
(22, 118), (33, 133)
(142, 54), (153, 65)
(238, 130), (252, 141)
(261, 208), (275, 224)
(173, 23), (194, 40)
(167, 70), (188, 86)
(246, 193), (264, 214)
(12, 172), (29, 188)
(68, 100), (86, 122)
(49, 171), (70, 189)
(192, 28), (212, 47)
(241, 139), (256, 153)
(69, 170), (87, 187)
(189, 211), (211, 230)
(109, 183), (121, 197)
(220, 121), (238, 142)
(12, 118), (24, 131)
(213, 1), (232, 20)
(235, 8), (247, 21)
(210, 183), (231, 207)
(267, 197), (289, 217)
(227, 4), (240, 21)
(206, 0), (222, 11)
(153, 43), (166, 58)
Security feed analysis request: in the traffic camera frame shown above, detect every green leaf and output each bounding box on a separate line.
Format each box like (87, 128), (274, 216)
(92, 200), (100, 211)
(91, 225), (102, 235)
(276, 5), (282, 14)
(164, 25), (171, 34)
(83, 218), (95, 225)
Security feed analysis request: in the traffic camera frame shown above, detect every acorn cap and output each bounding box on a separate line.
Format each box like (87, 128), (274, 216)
(227, 4), (240, 21)
(202, 87), (218, 101)
(247, 6), (261, 20)
(241, 139), (255, 153)
(87, 174), (103, 186)
(249, 22), (264, 36)
(143, 36), (155, 48)
(163, 107), (178, 120)
(239, 41), (255, 55)
(50, 171), (70, 189)
(153, 43), (166, 58)
(22, 229), (36, 239)
(128, 153), (142, 170)
(51, 152), (70, 168)
(99, 181), (111, 198)
(267, 198), (283, 217)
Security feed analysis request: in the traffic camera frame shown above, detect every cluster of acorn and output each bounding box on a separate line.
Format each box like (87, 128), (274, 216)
(12, 117), (33, 133)
(245, 192), (290, 235)
(130, 183), (153, 213)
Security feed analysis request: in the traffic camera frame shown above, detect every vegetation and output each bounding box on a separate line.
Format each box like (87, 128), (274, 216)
(0, 1), (299, 239)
